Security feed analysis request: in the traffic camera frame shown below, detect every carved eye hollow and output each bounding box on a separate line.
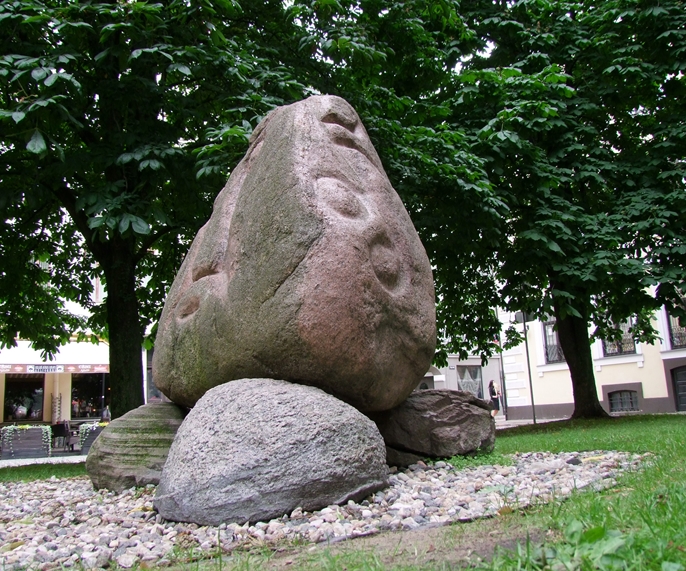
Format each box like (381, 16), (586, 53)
(370, 232), (401, 291)
(316, 177), (368, 220)
(177, 295), (200, 319)
(321, 111), (358, 133)
(192, 261), (221, 283)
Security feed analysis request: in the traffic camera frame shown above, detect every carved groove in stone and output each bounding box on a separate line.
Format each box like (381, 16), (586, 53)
(321, 110), (358, 132)
(369, 232), (401, 291)
(317, 177), (369, 220)
(177, 295), (200, 320)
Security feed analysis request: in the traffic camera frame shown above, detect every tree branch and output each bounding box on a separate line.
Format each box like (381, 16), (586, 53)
(50, 183), (107, 264)
(134, 225), (178, 264)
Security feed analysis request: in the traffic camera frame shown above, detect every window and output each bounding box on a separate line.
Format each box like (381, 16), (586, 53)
(543, 321), (565, 363)
(71, 373), (108, 419)
(608, 390), (639, 412)
(455, 366), (483, 399)
(3, 374), (44, 421)
(602, 319), (636, 356)
(146, 349), (163, 403)
(668, 309), (686, 350)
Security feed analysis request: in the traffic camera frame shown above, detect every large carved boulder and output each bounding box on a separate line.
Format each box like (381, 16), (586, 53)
(368, 390), (495, 460)
(86, 403), (186, 492)
(152, 95), (436, 412)
(154, 379), (387, 526)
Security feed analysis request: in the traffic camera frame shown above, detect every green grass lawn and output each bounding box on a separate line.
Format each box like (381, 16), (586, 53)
(480, 414), (686, 571)
(0, 461), (86, 482)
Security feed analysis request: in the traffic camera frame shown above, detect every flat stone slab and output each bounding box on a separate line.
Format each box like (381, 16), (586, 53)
(368, 389), (495, 458)
(86, 403), (186, 492)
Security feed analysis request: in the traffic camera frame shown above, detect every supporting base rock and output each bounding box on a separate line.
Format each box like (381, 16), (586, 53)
(385, 446), (425, 468)
(368, 390), (495, 459)
(154, 379), (388, 526)
(86, 403), (187, 492)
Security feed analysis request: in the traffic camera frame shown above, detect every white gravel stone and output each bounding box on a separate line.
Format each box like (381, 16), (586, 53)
(0, 451), (646, 569)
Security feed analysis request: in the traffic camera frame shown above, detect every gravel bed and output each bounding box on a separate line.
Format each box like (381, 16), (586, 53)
(0, 450), (646, 570)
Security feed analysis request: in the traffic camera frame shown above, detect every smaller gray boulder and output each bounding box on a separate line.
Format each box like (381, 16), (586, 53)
(154, 379), (388, 526)
(86, 403), (187, 492)
(367, 389), (495, 459)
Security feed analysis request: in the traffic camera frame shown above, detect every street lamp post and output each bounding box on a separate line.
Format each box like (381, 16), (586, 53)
(515, 312), (537, 424)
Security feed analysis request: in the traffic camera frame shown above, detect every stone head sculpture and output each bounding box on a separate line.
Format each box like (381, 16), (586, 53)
(152, 95), (436, 411)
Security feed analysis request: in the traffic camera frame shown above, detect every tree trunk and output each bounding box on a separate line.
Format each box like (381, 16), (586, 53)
(102, 238), (145, 418)
(553, 307), (609, 419)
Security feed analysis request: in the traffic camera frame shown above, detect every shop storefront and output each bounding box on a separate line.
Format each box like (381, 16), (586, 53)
(0, 342), (112, 424)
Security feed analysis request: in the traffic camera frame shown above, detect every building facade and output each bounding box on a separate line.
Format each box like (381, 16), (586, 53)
(437, 307), (686, 419)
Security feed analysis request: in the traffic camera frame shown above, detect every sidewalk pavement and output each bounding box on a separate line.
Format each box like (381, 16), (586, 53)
(0, 454), (86, 469)
(495, 414), (566, 430)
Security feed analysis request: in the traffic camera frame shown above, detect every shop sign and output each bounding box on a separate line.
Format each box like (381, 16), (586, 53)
(0, 364), (110, 373)
(27, 365), (64, 373)
(65, 364), (110, 373)
(0, 364), (26, 373)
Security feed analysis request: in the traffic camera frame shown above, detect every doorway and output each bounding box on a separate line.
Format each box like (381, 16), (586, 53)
(674, 367), (686, 412)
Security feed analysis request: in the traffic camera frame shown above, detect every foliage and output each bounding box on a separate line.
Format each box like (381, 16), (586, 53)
(292, 0), (507, 363)
(455, 0), (686, 332)
(1, 0), (685, 417)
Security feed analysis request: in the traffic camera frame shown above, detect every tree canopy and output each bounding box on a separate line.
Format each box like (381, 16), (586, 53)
(447, 0), (686, 416)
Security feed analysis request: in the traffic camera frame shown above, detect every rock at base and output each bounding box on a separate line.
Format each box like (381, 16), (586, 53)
(86, 403), (187, 492)
(385, 446), (426, 468)
(154, 379), (388, 526)
(368, 390), (495, 459)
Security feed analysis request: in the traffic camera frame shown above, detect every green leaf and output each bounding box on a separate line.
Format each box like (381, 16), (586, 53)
(44, 73), (58, 87)
(547, 240), (563, 254)
(12, 111), (25, 123)
(131, 217), (150, 235)
(662, 563), (685, 571)
(31, 68), (48, 81)
(139, 159), (162, 171)
(26, 130), (47, 154)
(94, 49), (111, 62)
(167, 63), (191, 76)
(118, 214), (132, 234)
(581, 526), (606, 544)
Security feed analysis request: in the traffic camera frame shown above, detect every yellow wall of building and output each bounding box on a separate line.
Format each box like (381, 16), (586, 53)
(42, 373), (56, 423)
(59, 374), (71, 420)
(44, 373), (73, 423)
(508, 322), (671, 408)
(594, 342), (668, 399)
